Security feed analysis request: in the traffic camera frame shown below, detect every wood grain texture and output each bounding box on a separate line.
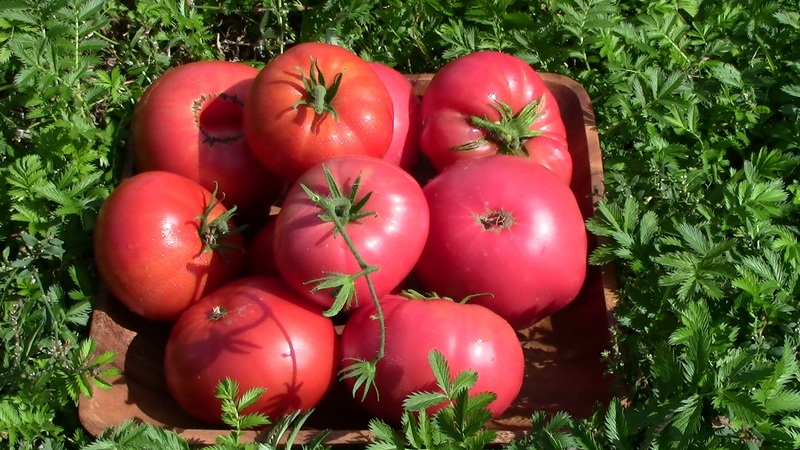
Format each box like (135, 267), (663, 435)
(79, 72), (616, 445)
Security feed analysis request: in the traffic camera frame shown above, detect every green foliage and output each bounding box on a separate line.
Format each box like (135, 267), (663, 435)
(367, 350), (497, 450)
(1, 0), (800, 448)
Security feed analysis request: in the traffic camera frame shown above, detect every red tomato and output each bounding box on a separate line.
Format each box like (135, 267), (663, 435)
(413, 155), (587, 330)
(93, 171), (246, 322)
(274, 155), (429, 311)
(244, 42), (394, 181)
(419, 51), (572, 184)
(131, 60), (285, 221)
(246, 219), (279, 277)
(340, 294), (525, 424)
(367, 61), (421, 171)
(164, 276), (338, 425)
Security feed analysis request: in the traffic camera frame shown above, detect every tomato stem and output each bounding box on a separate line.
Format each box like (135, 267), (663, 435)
(195, 182), (247, 257)
(458, 97), (545, 155)
(300, 165), (387, 398)
(292, 56), (343, 121)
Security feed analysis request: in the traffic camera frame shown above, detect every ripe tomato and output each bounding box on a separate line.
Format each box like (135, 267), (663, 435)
(164, 276), (339, 425)
(131, 60), (285, 221)
(244, 42), (394, 181)
(274, 155), (429, 311)
(413, 155), (587, 330)
(367, 61), (421, 171)
(93, 171), (246, 322)
(419, 51), (572, 184)
(340, 294), (525, 424)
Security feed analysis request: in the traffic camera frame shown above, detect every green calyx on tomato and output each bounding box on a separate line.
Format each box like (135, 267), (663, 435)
(300, 166), (376, 232)
(195, 182), (246, 255)
(401, 289), (493, 305)
(459, 97), (545, 156)
(292, 56), (344, 121)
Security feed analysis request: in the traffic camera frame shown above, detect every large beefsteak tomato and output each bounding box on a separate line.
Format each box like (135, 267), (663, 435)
(93, 171), (246, 322)
(164, 276), (338, 425)
(274, 155), (429, 311)
(413, 155), (588, 330)
(131, 60), (285, 220)
(419, 51), (572, 184)
(244, 42), (394, 181)
(340, 294), (525, 424)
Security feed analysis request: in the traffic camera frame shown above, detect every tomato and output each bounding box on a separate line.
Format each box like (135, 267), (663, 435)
(131, 60), (285, 221)
(340, 294), (525, 424)
(367, 61), (421, 171)
(419, 51), (572, 184)
(413, 155), (587, 330)
(93, 171), (246, 322)
(273, 155), (429, 311)
(244, 42), (394, 181)
(164, 276), (338, 425)
(246, 219), (279, 277)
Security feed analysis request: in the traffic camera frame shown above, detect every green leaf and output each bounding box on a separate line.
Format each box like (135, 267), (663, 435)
(765, 390), (800, 415)
(403, 391), (448, 412)
(672, 393), (702, 435)
(427, 349), (451, 393)
(714, 390), (766, 425)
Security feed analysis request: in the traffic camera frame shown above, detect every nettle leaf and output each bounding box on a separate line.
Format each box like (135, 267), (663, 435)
(603, 398), (631, 449)
(586, 196), (660, 271)
(774, 10), (800, 29)
(709, 61), (744, 88)
(672, 393), (702, 435)
(403, 391), (448, 411)
(764, 390), (800, 415)
(669, 301), (712, 387)
(650, 345), (684, 393)
(367, 419), (403, 449)
(781, 85), (800, 98)
(713, 390), (766, 426)
(655, 223), (736, 302)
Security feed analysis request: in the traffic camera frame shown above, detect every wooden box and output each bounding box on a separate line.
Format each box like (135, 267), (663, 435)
(79, 72), (616, 445)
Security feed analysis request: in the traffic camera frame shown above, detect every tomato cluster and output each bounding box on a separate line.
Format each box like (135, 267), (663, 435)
(93, 43), (588, 428)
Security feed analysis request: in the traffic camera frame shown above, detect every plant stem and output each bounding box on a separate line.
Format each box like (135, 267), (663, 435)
(316, 200), (386, 362)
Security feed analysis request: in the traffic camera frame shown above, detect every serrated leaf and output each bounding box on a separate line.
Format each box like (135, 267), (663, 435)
(710, 62), (743, 88)
(367, 418), (400, 443)
(238, 386), (267, 411)
(715, 390), (766, 425)
(604, 398), (629, 447)
(672, 394), (702, 435)
(427, 349), (451, 392)
(450, 369), (478, 397)
(765, 390), (800, 414)
(781, 85), (800, 98)
(238, 412), (270, 429)
(403, 391), (447, 411)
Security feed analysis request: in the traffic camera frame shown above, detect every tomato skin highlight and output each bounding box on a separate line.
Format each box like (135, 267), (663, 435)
(244, 42), (394, 182)
(419, 51), (572, 184)
(414, 155), (588, 330)
(340, 294), (525, 424)
(93, 171), (246, 322)
(131, 60), (284, 220)
(164, 276), (339, 425)
(367, 61), (422, 171)
(273, 155), (429, 311)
